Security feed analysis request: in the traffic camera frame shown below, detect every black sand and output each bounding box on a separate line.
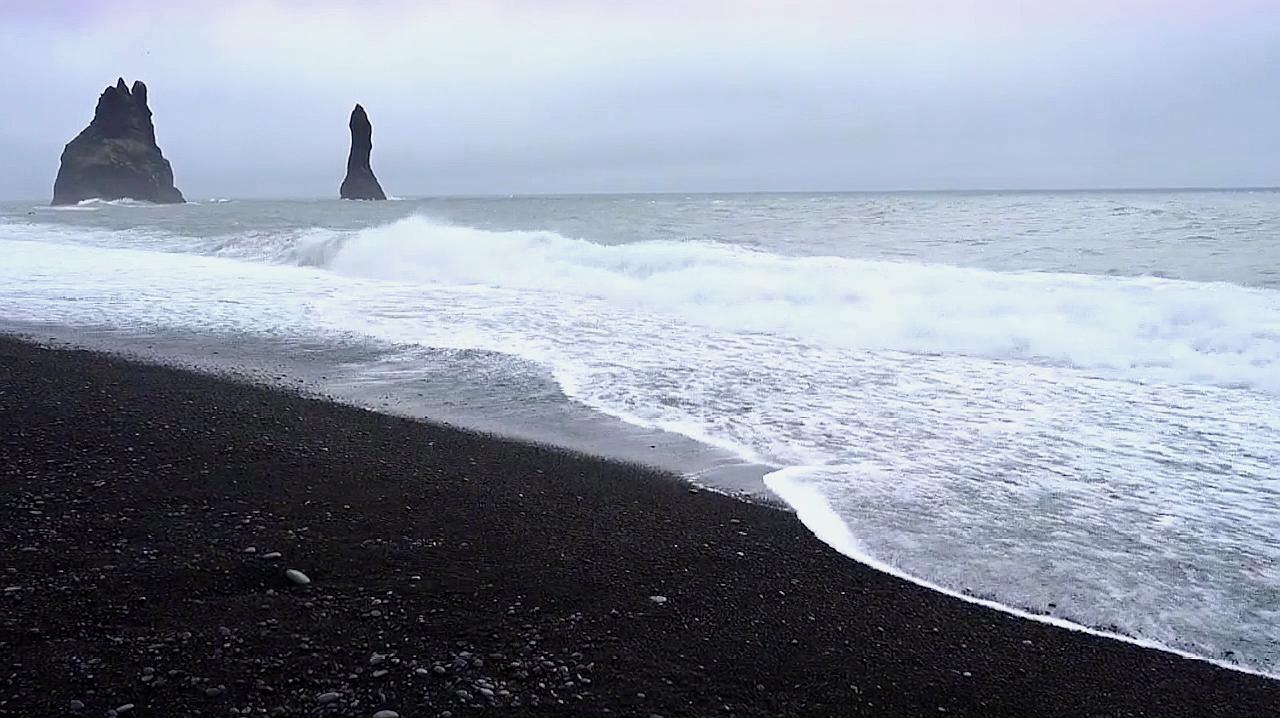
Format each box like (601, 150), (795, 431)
(1, 336), (1277, 717)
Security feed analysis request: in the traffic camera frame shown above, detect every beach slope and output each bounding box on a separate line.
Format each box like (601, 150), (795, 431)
(1, 336), (1276, 716)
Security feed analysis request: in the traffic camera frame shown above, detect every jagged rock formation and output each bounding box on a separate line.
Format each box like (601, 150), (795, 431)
(340, 104), (387, 200)
(51, 79), (184, 206)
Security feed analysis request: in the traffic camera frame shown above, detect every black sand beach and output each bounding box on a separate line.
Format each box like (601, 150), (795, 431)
(2, 336), (1278, 717)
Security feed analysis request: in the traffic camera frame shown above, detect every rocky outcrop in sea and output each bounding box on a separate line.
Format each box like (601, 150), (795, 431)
(51, 78), (184, 206)
(339, 104), (387, 200)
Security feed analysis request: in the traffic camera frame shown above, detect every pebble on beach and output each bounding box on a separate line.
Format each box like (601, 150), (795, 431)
(286, 569), (311, 586)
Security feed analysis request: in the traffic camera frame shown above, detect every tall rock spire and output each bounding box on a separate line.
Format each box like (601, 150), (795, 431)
(51, 79), (184, 205)
(339, 104), (387, 200)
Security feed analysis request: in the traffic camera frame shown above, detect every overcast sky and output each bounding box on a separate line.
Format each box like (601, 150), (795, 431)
(2, 0), (1278, 199)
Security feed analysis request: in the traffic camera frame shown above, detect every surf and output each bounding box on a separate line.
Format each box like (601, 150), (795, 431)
(4, 207), (1279, 675)
(314, 215), (1280, 393)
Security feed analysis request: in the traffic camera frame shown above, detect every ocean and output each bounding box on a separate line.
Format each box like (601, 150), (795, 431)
(2, 190), (1278, 676)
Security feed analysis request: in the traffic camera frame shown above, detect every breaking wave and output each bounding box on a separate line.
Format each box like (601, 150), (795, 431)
(313, 216), (1280, 394)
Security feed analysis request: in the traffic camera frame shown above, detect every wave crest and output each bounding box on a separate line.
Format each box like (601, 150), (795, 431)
(321, 215), (1280, 393)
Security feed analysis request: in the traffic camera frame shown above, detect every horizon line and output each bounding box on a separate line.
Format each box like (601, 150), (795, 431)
(4, 185), (1280, 204)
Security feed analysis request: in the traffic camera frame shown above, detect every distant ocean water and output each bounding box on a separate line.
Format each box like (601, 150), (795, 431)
(2, 191), (1278, 675)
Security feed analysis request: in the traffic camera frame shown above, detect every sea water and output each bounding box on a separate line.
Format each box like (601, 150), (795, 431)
(1, 191), (1277, 675)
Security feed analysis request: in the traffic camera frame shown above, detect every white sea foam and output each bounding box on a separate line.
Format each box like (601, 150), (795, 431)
(74, 197), (163, 207)
(764, 467), (1280, 680)
(3, 210), (1279, 676)
(34, 197), (168, 212)
(322, 216), (1280, 393)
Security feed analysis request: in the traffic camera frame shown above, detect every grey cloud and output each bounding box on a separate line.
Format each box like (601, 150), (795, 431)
(1, 2), (1278, 200)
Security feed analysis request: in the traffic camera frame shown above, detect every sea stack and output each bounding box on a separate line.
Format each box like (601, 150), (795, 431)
(51, 78), (184, 206)
(340, 104), (387, 200)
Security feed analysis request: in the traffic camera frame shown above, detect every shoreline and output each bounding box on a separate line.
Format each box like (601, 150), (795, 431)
(4, 321), (777, 498)
(3, 335), (1279, 716)
(14, 324), (1273, 681)
(765, 468), (1280, 683)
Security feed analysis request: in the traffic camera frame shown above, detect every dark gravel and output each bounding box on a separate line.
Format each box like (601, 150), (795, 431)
(1, 336), (1277, 717)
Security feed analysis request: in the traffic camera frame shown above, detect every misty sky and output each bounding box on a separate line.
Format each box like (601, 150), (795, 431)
(2, 0), (1279, 199)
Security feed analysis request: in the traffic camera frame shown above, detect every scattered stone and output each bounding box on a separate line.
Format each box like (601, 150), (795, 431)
(69, 699), (85, 711)
(115, 705), (135, 714)
(371, 711), (400, 718)
(316, 691), (341, 705)
(261, 552), (282, 561)
(649, 595), (668, 604)
(285, 569), (311, 586)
